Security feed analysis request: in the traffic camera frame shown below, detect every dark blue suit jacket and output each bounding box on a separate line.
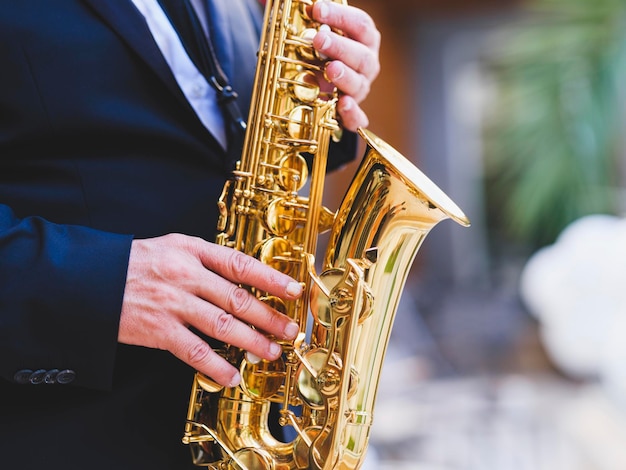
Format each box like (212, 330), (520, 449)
(0, 1), (356, 468)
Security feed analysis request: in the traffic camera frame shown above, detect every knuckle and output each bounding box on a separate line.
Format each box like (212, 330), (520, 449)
(162, 232), (189, 249)
(187, 341), (213, 367)
(228, 251), (255, 279)
(229, 286), (253, 315)
(265, 270), (282, 291)
(370, 55), (381, 78)
(248, 330), (268, 353)
(161, 259), (188, 279)
(359, 53), (378, 80)
(359, 74), (371, 99)
(264, 311), (285, 336)
(165, 232), (183, 242)
(152, 287), (180, 311)
(371, 28), (382, 50)
(213, 310), (236, 338)
(184, 342), (237, 386)
(353, 17), (370, 39)
(361, 83), (371, 103)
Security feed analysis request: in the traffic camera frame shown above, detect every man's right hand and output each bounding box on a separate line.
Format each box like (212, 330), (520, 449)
(118, 234), (302, 387)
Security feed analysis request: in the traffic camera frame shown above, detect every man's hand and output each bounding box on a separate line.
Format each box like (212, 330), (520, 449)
(118, 234), (302, 388)
(312, 1), (381, 132)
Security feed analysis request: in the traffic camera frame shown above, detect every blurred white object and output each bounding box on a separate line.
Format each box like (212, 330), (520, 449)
(360, 445), (380, 470)
(520, 215), (626, 390)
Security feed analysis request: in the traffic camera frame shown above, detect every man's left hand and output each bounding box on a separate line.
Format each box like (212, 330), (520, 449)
(312, 1), (381, 132)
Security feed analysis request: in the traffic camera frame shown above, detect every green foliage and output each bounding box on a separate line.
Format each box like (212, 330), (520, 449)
(484, 0), (626, 248)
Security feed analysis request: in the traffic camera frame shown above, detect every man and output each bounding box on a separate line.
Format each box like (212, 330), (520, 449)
(0, 1), (380, 468)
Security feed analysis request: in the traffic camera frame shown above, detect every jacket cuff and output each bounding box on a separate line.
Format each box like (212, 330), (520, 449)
(328, 129), (359, 171)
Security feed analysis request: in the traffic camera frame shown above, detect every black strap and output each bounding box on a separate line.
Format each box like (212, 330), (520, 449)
(157, 0), (247, 165)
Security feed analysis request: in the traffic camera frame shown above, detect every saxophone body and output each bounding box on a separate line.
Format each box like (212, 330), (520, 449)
(182, 1), (470, 469)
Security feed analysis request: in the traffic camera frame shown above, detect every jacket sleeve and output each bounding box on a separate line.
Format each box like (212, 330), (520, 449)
(328, 130), (359, 171)
(0, 204), (133, 391)
(307, 130), (359, 174)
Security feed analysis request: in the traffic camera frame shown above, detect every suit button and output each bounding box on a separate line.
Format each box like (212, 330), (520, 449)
(56, 369), (76, 385)
(29, 369), (47, 384)
(13, 369), (33, 384)
(44, 369), (60, 384)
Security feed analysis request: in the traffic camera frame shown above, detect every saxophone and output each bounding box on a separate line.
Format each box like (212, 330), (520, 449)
(182, 1), (470, 468)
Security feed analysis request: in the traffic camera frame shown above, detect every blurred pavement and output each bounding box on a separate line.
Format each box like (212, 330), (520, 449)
(359, 279), (626, 470)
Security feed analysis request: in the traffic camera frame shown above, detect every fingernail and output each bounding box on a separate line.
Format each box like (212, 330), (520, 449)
(284, 322), (299, 339)
(228, 371), (241, 388)
(317, 1), (329, 21)
(331, 63), (345, 81)
(246, 351), (261, 364)
(319, 33), (331, 51)
(286, 281), (303, 297)
(270, 342), (282, 357)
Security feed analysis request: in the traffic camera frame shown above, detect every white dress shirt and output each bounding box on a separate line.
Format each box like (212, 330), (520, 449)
(131, 0), (228, 149)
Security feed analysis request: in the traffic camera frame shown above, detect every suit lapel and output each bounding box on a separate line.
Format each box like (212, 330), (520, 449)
(80, 0), (262, 154)
(80, 0), (187, 107)
(81, 0), (227, 153)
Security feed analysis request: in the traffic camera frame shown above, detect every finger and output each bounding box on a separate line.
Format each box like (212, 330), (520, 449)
(314, 29), (380, 85)
(193, 277), (300, 341)
(312, 2), (381, 81)
(186, 301), (285, 361)
(168, 324), (242, 387)
(336, 95), (369, 132)
(325, 60), (370, 104)
(191, 241), (303, 300)
(312, 2), (381, 51)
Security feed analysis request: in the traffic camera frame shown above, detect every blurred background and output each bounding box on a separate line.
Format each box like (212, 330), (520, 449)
(325, 0), (626, 468)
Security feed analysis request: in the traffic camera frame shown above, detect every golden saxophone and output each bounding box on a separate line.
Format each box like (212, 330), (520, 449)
(182, 1), (470, 468)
